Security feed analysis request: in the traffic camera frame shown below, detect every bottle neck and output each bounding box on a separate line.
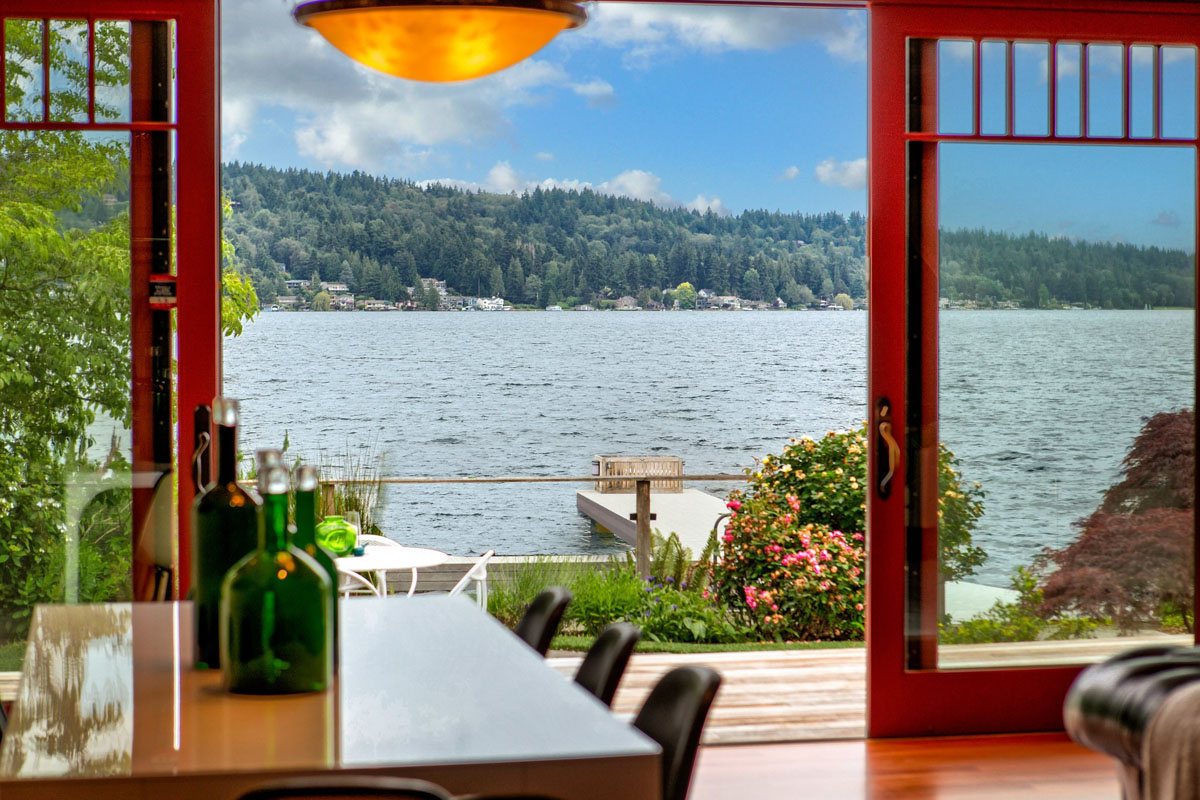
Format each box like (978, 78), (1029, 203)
(261, 493), (289, 553)
(216, 423), (238, 484)
(293, 489), (317, 548)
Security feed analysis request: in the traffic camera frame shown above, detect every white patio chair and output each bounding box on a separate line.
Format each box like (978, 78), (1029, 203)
(447, 550), (495, 610)
(337, 566), (382, 598)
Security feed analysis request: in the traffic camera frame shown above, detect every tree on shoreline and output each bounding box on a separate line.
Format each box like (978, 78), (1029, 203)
(1039, 410), (1195, 632)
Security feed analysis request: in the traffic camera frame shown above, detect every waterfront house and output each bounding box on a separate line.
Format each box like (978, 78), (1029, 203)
(616, 295), (639, 310)
(283, 279), (307, 291)
(275, 295), (298, 308)
(476, 296), (506, 311)
(321, 282), (349, 294)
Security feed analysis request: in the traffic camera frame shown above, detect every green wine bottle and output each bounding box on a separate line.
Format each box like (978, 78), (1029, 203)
(220, 465), (334, 695)
(192, 398), (260, 670)
(292, 465), (339, 660)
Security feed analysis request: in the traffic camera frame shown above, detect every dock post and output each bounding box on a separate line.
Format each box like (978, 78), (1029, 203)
(322, 482), (336, 516)
(635, 478), (651, 578)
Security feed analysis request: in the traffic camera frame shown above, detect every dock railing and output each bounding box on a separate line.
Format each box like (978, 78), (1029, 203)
(320, 473), (747, 577)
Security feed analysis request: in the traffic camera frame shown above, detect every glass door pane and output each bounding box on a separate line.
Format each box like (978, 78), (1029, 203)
(936, 142), (1195, 668)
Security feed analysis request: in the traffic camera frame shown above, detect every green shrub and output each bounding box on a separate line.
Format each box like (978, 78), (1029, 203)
(486, 557), (577, 628)
(714, 425), (986, 642)
(567, 564), (645, 635)
(639, 576), (749, 643)
(939, 567), (1100, 644)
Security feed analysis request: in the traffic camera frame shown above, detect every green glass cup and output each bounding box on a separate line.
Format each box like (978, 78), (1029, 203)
(316, 514), (357, 557)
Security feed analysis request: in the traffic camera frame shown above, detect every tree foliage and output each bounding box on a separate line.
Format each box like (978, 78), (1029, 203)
(941, 228), (1194, 309)
(221, 163), (867, 307)
(0, 22), (255, 636)
(713, 426), (986, 641)
(1039, 410), (1195, 632)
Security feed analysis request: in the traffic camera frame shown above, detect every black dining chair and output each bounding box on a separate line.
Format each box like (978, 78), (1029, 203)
(633, 665), (722, 800)
(513, 586), (572, 657)
(0, 699), (8, 745)
(574, 622), (640, 707)
(236, 774), (453, 800)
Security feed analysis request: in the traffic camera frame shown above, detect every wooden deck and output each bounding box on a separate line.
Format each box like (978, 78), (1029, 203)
(547, 633), (1191, 745)
(575, 488), (729, 554)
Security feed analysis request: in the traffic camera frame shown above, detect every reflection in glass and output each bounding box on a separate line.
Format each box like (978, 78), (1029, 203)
(1013, 42), (1048, 136)
(980, 41), (1007, 135)
(1056, 43), (1082, 137)
(1129, 45), (1155, 138)
(0, 17), (134, 670)
(1162, 47), (1198, 139)
(1087, 43), (1123, 137)
(0, 605), (134, 778)
(937, 143), (1195, 668)
(938, 39), (975, 135)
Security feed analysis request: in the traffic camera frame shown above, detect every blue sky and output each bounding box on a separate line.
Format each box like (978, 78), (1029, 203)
(221, 3), (1197, 251)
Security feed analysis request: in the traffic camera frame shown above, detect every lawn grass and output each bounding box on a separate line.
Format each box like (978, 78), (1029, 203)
(550, 634), (863, 654)
(0, 640), (25, 672)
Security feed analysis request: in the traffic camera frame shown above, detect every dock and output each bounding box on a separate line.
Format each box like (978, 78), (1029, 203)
(575, 488), (730, 555)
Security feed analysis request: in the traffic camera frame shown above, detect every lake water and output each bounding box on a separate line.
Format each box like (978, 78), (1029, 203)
(223, 309), (1193, 586)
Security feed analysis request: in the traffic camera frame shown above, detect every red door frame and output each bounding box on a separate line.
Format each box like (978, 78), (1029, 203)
(867, 0), (1200, 737)
(0, 0), (219, 600)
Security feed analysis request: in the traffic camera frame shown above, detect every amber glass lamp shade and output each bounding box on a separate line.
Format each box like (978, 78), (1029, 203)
(293, 0), (587, 83)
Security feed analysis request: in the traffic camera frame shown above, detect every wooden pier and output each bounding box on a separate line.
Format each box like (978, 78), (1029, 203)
(575, 488), (730, 555)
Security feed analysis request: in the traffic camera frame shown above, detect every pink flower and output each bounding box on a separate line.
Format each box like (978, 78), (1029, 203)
(786, 495), (801, 512)
(780, 513), (793, 525)
(852, 533), (864, 541)
(726, 500), (742, 511)
(722, 533), (734, 543)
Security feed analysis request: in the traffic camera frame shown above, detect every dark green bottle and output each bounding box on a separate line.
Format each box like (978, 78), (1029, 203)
(192, 398), (260, 669)
(220, 465), (334, 695)
(292, 465), (339, 661)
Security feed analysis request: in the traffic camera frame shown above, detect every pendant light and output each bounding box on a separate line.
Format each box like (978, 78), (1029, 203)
(293, 0), (587, 83)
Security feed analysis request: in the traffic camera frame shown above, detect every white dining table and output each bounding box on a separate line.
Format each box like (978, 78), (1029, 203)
(335, 543), (450, 596)
(0, 598), (660, 800)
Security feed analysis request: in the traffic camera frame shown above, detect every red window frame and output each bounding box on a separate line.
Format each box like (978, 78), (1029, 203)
(867, 0), (1200, 737)
(0, 0), (219, 601)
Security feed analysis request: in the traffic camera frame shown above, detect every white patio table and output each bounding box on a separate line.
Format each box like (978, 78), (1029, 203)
(335, 543), (449, 596)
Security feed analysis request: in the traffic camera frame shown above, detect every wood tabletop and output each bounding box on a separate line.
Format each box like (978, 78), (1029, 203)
(0, 598), (658, 800)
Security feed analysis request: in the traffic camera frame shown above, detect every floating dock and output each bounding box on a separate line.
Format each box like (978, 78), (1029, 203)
(575, 488), (730, 555)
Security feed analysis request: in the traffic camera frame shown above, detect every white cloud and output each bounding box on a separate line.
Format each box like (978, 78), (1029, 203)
(780, 165), (801, 181)
(220, 3), (582, 171)
(535, 152), (555, 162)
(420, 162), (727, 214)
(1151, 210), (1182, 228)
(579, 5), (866, 65)
(571, 79), (618, 107)
(602, 170), (674, 205)
(686, 195), (729, 216)
(815, 157), (868, 190)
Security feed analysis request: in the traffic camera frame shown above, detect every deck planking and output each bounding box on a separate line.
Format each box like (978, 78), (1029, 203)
(547, 633), (1191, 745)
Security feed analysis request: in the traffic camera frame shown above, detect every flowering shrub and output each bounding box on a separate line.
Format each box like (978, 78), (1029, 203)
(714, 425), (986, 641)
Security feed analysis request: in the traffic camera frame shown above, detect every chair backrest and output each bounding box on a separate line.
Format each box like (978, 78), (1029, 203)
(574, 622), (640, 707)
(337, 567), (382, 598)
(447, 549), (496, 609)
(633, 665), (722, 800)
(237, 774), (452, 800)
(513, 586), (572, 656)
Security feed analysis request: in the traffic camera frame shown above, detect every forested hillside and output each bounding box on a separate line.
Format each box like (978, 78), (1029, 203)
(221, 162), (1193, 310)
(940, 229), (1194, 309)
(221, 162), (866, 307)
